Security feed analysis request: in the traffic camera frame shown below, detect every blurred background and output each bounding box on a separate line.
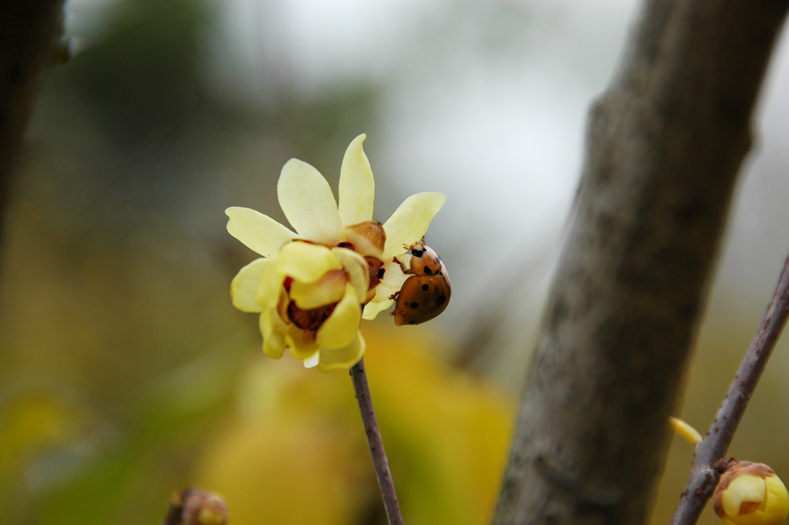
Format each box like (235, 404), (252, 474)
(1, 0), (788, 523)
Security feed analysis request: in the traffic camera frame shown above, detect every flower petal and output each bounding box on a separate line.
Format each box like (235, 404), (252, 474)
(303, 352), (320, 369)
(278, 159), (342, 244)
(230, 258), (270, 312)
(722, 475), (766, 517)
(338, 134), (375, 226)
(340, 221), (385, 259)
(361, 298), (393, 320)
(382, 192), (446, 259)
(318, 332), (366, 372)
(285, 327), (321, 360)
(764, 475), (789, 522)
(289, 269), (347, 309)
(331, 247), (369, 302)
(226, 207), (295, 258)
(276, 242), (342, 284)
(255, 261), (286, 311)
(316, 284), (361, 349)
(260, 311), (287, 359)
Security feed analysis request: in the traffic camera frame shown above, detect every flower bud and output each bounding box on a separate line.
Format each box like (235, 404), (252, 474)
(714, 461), (789, 525)
(164, 488), (228, 525)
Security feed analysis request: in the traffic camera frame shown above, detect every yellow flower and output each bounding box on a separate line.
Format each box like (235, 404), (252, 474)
(714, 461), (789, 525)
(226, 134), (445, 371)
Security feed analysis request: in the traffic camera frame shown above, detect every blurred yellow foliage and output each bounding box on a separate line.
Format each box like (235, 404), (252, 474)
(196, 324), (514, 525)
(0, 391), (84, 472)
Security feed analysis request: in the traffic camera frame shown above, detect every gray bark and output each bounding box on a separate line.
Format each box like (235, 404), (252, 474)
(494, 1), (789, 523)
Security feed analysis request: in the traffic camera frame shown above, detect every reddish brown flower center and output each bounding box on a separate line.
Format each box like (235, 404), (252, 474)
(365, 256), (384, 290)
(287, 301), (336, 331)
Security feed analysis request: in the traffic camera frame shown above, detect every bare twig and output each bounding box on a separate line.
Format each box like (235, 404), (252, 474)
(670, 252), (789, 525)
(350, 359), (403, 525)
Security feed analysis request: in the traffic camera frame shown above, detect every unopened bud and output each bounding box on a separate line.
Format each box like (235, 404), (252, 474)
(714, 461), (789, 525)
(163, 487), (228, 525)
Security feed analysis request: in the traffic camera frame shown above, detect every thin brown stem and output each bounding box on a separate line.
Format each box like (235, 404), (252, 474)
(350, 358), (404, 525)
(671, 251), (789, 524)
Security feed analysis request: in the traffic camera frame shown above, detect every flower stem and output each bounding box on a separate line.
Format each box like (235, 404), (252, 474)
(350, 358), (404, 525)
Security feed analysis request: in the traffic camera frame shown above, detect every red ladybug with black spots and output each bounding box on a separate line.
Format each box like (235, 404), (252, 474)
(391, 239), (450, 326)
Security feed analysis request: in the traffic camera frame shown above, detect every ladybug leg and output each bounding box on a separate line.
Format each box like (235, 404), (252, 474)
(388, 290), (401, 317)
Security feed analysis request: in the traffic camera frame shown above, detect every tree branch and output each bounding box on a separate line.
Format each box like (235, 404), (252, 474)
(494, 1), (789, 523)
(0, 0), (64, 255)
(670, 252), (789, 524)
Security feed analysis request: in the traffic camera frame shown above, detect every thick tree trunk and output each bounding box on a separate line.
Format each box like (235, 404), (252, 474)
(494, 1), (789, 524)
(0, 0), (64, 253)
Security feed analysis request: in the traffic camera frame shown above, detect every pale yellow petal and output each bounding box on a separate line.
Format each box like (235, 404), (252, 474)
(277, 159), (342, 244)
(371, 280), (406, 304)
(285, 327), (321, 360)
(380, 257), (409, 287)
(255, 261), (286, 311)
(383, 192), (446, 259)
(764, 475), (789, 523)
(723, 475), (765, 517)
(361, 298), (393, 320)
(230, 258), (270, 312)
(318, 332), (366, 372)
(338, 134), (375, 226)
(260, 311), (286, 359)
(276, 242), (342, 284)
(315, 284), (361, 349)
(226, 207), (295, 258)
(331, 247), (369, 301)
(290, 270), (347, 309)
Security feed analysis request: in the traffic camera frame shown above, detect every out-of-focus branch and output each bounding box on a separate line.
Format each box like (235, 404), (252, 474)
(494, 1), (789, 523)
(671, 252), (789, 524)
(0, 0), (64, 255)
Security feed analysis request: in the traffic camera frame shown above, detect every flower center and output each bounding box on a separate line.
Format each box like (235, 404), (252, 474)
(287, 301), (336, 331)
(365, 256), (384, 291)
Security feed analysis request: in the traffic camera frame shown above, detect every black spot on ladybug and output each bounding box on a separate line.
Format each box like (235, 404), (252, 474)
(408, 320), (416, 324)
(436, 295), (446, 306)
(411, 247), (425, 257)
(423, 267), (432, 275)
(409, 302), (419, 309)
(421, 284), (429, 291)
(377, 268), (385, 278)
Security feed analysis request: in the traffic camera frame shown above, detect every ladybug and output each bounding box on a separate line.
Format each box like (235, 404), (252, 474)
(391, 240), (451, 326)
